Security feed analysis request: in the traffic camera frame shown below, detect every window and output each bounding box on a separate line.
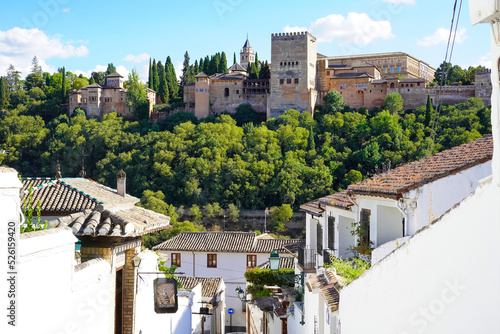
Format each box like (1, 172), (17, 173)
(171, 253), (181, 267)
(360, 209), (371, 245)
(294, 78), (299, 84)
(391, 67), (394, 71)
(247, 255), (257, 268)
(326, 71), (331, 76)
(287, 78), (292, 84)
(398, 66), (401, 73)
(279, 79), (284, 85)
(236, 89), (239, 94)
(207, 254), (217, 268)
(224, 87), (229, 97)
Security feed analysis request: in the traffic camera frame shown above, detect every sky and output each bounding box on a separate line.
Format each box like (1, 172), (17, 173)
(0, 0), (492, 82)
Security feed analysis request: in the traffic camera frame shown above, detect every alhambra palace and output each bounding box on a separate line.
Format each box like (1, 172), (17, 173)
(70, 31), (492, 119)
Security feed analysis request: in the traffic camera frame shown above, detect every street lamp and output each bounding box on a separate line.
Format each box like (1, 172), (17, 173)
(131, 255), (142, 268)
(268, 250), (305, 325)
(269, 249), (280, 271)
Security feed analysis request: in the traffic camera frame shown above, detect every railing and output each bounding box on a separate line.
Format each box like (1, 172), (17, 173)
(322, 249), (336, 266)
(298, 246), (316, 270)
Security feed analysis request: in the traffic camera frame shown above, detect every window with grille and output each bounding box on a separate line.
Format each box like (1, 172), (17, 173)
(247, 255), (257, 268)
(207, 254), (217, 268)
(171, 253), (181, 267)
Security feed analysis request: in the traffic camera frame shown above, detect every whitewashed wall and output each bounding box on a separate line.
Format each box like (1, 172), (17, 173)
(339, 179), (500, 333)
(16, 227), (112, 334)
(160, 250), (292, 330)
(135, 250), (195, 334)
(407, 161), (491, 235)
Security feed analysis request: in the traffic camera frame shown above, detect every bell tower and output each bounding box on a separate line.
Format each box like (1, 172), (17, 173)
(240, 35), (255, 69)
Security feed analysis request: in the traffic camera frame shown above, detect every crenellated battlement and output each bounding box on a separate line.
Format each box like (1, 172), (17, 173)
(271, 31), (314, 41)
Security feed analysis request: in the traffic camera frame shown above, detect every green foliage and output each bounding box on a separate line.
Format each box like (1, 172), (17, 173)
(244, 267), (295, 287)
(189, 204), (203, 223)
(234, 103), (259, 126)
(382, 93), (403, 115)
(434, 62), (486, 86)
(322, 89), (346, 114)
(325, 256), (370, 284)
(227, 203), (240, 222)
(21, 187), (48, 233)
(157, 252), (182, 287)
(269, 204), (293, 232)
(0, 77), (9, 110)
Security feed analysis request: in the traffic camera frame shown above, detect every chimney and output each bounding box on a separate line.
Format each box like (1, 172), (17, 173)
(117, 170), (126, 197)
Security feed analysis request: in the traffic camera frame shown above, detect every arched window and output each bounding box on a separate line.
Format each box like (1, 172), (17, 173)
(390, 83), (395, 88)
(224, 88), (229, 97)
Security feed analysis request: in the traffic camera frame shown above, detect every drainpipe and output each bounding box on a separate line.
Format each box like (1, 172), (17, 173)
(192, 252), (196, 277)
(396, 198), (409, 238)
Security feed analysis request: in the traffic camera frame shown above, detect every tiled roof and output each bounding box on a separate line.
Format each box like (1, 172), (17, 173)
(51, 206), (170, 237)
(21, 178), (101, 212)
(243, 38), (251, 48)
(195, 72), (209, 78)
(257, 257), (295, 269)
(371, 79), (387, 84)
(332, 72), (373, 79)
(106, 72), (123, 78)
(318, 190), (355, 210)
(299, 199), (325, 216)
(309, 269), (341, 312)
(283, 239), (305, 254)
(177, 277), (222, 298)
(229, 63), (246, 72)
(210, 72), (247, 81)
(153, 232), (303, 253)
(62, 178), (139, 207)
(348, 135), (493, 198)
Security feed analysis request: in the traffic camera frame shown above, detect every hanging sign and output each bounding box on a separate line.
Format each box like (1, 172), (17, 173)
(154, 277), (178, 313)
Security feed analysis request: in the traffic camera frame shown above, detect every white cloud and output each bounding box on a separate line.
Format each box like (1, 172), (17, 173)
(0, 27), (88, 76)
(417, 27), (468, 47)
(306, 12), (394, 45)
(383, 0), (415, 4)
(72, 64), (131, 80)
(115, 65), (130, 78)
(175, 61), (183, 81)
(283, 25), (308, 33)
(139, 64), (149, 82)
(62, 8), (70, 12)
(469, 52), (492, 69)
(122, 52), (150, 63)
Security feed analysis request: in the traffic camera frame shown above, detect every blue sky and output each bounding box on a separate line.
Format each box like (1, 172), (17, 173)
(0, 0), (491, 81)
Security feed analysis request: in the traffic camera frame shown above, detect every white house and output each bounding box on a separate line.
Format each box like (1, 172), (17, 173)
(301, 134), (493, 267)
(337, 2), (500, 332)
(153, 232), (302, 333)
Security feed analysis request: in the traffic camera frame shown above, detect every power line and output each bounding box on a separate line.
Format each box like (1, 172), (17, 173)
(427, 0), (463, 156)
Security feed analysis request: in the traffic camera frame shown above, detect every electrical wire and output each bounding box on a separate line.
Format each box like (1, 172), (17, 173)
(426, 0), (463, 155)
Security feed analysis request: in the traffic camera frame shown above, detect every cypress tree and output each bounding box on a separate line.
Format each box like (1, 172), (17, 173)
(248, 62), (258, 79)
(194, 60), (199, 75)
(199, 58), (204, 73)
(307, 126), (316, 152)
(61, 67), (66, 103)
(425, 95), (433, 126)
(254, 52), (259, 69)
(158, 62), (169, 104)
(0, 77), (9, 111)
(89, 75), (95, 84)
(219, 52), (228, 73)
(233, 52), (237, 65)
(166, 56), (179, 98)
(152, 59), (160, 92)
(148, 58), (152, 89)
(203, 56), (210, 74)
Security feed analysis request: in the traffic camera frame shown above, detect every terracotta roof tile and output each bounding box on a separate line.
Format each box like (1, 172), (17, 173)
(177, 277), (222, 298)
(21, 178), (100, 212)
(318, 190), (355, 210)
(348, 135), (493, 198)
(257, 257), (295, 269)
(299, 199), (325, 216)
(309, 269), (341, 312)
(51, 206), (170, 237)
(153, 232), (303, 253)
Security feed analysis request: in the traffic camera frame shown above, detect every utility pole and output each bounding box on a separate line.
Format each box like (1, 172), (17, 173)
(264, 208), (268, 233)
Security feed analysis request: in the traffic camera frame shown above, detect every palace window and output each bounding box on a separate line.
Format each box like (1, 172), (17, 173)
(280, 79), (284, 84)
(247, 255), (257, 268)
(171, 253), (181, 267)
(207, 254), (217, 268)
(287, 78), (292, 84)
(294, 78), (299, 84)
(224, 87), (230, 97)
(326, 71), (331, 76)
(398, 66), (401, 72)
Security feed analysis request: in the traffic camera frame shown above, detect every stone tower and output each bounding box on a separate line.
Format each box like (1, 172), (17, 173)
(194, 72), (210, 119)
(268, 31), (318, 118)
(240, 37), (255, 69)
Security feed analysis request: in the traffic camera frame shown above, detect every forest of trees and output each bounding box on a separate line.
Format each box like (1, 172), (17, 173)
(433, 61), (487, 86)
(0, 85), (490, 214)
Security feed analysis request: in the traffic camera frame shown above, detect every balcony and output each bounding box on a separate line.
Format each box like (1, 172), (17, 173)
(298, 246), (316, 272)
